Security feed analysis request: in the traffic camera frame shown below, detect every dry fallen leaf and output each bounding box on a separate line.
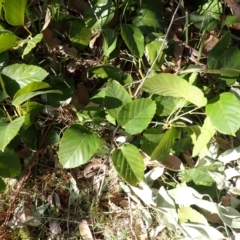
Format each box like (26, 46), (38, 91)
(41, 8), (51, 32)
(79, 220), (93, 240)
(49, 220), (61, 235)
(72, 83), (90, 111)
(225, 0), (240, 20)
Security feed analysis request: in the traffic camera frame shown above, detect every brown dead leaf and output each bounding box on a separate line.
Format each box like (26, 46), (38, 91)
(200, 209), (223, 225)
(225, 0), (240, 20)
(161, 155), (185, 172)
(79, 220), (93, 240)
(89, 33), (101, 49)
(41, 8), (51, 32)
(72, 83), (90, 111)
(42, 28), (62, 50)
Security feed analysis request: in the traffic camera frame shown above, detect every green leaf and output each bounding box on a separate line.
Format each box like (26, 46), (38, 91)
(88, 65), (123, 80)
(190, 14), (217, 31)
(22, 33), (43, 58)
(1, 63), (48, 88)
(21, 101), (44, 126)
(69, 20), (91, 50)
(192, 117), (215, 157)
(198, 0), (222, 19)
(0, 177), (6, 193)
(12, 82), (62, 106)
(84, 0), (115, 29)
(0, 116), (25, 151)
(59, 125), (100, 168)
(105, 80), (131, 119)
(112, 143), (144, 185)
(151, 127), (179, 161)
(143, 73), (207, 107)
(0, 74), (8, 101)
(207, 31), (231, 69)
(216, 46), (240, 84)
(181, 165), (216, 186)
(20, 125), (40, 149)
(133, 7), (160, 33)
(178, 206), (209, 225)
(0, 33), (17, 53)
(3, 0), (27, 26)
(117, 98), (156, 135)
(145, 40), (164, 70)
(140, 128), (164, 156)
(206, 92), (240, 136)
(103, 28), (117, 58)
(0, 148), (21, 178)
(121, 24), (144, 58)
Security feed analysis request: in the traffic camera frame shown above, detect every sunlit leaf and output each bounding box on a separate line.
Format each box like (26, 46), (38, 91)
(4, 0), (27, 26)
(0, 32), (17, 53)
(22, 33), (43, 58)
(143, 73), (207, 107)
(59, 125), (100, 168)
(0, 116), (25, 151)
(117, 98), (156, 135)
(206, 92), (240, 136)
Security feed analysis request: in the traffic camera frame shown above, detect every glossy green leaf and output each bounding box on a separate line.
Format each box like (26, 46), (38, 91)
(69, 20), (91, 50)
(0, 177), (5, 193)
(151, 127), (179, 161)
(39, 130), (60, 148)
(0, 116), (25, 151)
(0, 33), (17, 53)
(105, 80), (131, 119)
(4, 0), (27, 26)
(117, 98), (156, 135)
(121, 24), (144, 58)
(1, 63), (48, 88)
(12, 82), (61, 106)
(59, 125), (100, 168)
(103, 28), (117, 58)
(22, 33), (43, 58)
(145, 40), (164, 70)
(143, 73), (207, 107)
(190, 14), (217, 31)
(84, 0), (115, 29)
(88, 65), (123, 80)
(192, 117), (215, 157)
(206, 92), (240, 136)
(207, 31), (231, 69)
(0, 148), (21, 177)
(112, 143), (144, 185)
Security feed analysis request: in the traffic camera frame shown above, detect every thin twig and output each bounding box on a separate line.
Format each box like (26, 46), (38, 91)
(133, 0), (183, 98)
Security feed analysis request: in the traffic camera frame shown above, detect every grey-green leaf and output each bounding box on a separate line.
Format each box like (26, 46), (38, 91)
(59, 125), (100, 168)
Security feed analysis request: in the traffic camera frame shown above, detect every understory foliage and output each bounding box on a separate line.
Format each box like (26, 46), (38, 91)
(1, 0), (240, 239)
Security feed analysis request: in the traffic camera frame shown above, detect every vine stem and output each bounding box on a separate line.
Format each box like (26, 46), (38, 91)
(133, 0), (183, 99)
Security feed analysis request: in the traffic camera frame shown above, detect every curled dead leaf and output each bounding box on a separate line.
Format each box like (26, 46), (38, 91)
(79, 220), (93, 240)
